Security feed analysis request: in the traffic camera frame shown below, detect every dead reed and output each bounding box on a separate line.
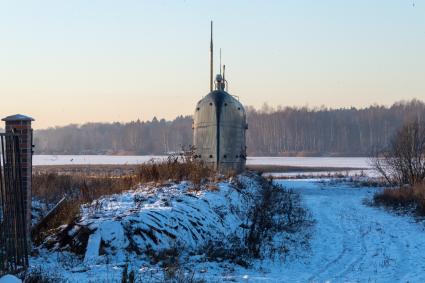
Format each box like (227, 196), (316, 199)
(136, 154), (213, 185)
(32, 172), (138, 205)
(373, 183), (425, 216)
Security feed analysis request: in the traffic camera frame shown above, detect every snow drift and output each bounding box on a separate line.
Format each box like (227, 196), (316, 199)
(31, 172), (310, 282)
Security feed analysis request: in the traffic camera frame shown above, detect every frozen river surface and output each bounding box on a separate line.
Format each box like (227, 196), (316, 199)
(33, 155), (370, 168)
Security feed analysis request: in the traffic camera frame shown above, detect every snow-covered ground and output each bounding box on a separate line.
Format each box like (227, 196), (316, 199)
(29, 177), (425, 282)
(0, 275), (21, 283)
(33, 155), (370, 168)
(31, 173), (307, 282)
(271, 179), (425, 282)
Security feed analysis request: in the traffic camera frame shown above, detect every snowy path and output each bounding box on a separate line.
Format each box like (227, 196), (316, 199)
(268, 180), (425, 283)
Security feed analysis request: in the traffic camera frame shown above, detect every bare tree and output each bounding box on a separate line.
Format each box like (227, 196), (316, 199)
(33, 99), (425, 157)
(373, 120), (425, 186)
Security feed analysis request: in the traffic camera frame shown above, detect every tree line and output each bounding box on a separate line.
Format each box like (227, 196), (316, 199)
(33, 99), (425, 156)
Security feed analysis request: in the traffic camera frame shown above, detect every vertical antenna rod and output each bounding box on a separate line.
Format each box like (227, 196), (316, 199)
(219, 48), (222, 76)
(210, 21), (213, 92)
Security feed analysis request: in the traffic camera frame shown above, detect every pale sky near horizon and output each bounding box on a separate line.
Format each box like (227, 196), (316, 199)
(1, 0), (424, 129)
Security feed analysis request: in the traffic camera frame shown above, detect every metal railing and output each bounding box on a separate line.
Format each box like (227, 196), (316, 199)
(0, 133), (28, 275)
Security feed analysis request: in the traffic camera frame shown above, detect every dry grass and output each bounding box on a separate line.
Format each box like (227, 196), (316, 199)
(32, 154), (215, 244)
(373, 183), (425, 216)
(34, 164), (139, 177)
(32, 173), (138, 205)
(137, 154), (214, 185)
(32, 173), (138, 244)
(32, 156), (211, 207)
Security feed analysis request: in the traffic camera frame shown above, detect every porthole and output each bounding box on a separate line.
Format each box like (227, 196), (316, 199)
(209, 102), (213, 106)
(196, 107), (200, 111)
(209, 155), (213, 158)
(237, 107), (241, 110)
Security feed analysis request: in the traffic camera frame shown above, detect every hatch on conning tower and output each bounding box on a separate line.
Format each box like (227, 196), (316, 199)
(193, 21), (247, 174)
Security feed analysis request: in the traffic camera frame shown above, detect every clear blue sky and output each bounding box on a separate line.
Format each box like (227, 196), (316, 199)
(0, 0), (424, 128)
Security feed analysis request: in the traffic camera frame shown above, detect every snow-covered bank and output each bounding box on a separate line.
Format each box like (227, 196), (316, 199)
(0, 275), (21, 283)
(29, 173), (310, 282)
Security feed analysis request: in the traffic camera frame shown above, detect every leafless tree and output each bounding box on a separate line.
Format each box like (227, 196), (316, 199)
(33, 99), (425, 157)
(373, 120), (425, 186)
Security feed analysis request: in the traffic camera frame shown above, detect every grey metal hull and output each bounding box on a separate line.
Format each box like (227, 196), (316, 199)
(193, 90), (247, 174)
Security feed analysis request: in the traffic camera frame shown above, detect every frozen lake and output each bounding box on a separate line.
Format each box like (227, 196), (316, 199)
(33, 155), (371, 168)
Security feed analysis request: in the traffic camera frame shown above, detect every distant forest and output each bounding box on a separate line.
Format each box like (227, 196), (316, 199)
(34, 99), (425, 157)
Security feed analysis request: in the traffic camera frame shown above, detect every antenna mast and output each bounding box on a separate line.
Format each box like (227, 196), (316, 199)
(219, 48), (222, 76)
(210, 21), (213, 92)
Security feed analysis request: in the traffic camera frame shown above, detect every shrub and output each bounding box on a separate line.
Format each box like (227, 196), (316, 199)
(199, 174), (312, 263)
(245, 177), (310, 258)
(373, 183), (425, 216)
(23, 267), (65, 283)
(143, 244), (205, 283)
(137, 149), (214, 185)
(120, 264), (135, 283)
(201, 234), (251, 267)
(372, 120), (425, 186)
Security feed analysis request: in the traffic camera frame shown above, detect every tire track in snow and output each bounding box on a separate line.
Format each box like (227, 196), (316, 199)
(333, 213), (369, 280)
(278, 180), (425, 282)
(305, 187), (412, 282)
(307, 199), (356, 282)
(313, 207), (367, 282)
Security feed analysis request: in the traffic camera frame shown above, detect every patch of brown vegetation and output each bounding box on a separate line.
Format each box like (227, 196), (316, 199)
(32, 173), (138, 244)
(137, 154), (214, 185)
(373, 183), (425, 216)
(33, 164), (139, 177)
(33, 173), (138, 205)
(204, 184), (219, 191)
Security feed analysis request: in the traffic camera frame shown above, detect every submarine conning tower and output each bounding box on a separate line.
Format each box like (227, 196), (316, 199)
(193, 22), (247, 174)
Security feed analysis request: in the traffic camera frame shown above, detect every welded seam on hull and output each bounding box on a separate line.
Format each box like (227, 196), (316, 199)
(212, 91), (225, 172)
